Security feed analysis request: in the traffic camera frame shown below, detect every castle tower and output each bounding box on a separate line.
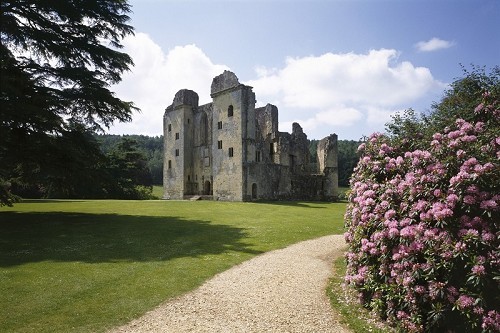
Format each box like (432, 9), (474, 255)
(163, 89), (198, 199)
(210, 71), (256, 201)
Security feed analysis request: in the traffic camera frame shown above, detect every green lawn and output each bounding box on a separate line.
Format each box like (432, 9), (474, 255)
(151, 185), (163, 199)
(0, 199), (346, 333)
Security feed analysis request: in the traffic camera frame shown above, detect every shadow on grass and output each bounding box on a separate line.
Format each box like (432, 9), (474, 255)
(0, 211), (261, 267)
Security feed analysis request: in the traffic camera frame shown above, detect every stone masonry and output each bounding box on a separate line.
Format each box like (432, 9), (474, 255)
(163, 71), (338, 201)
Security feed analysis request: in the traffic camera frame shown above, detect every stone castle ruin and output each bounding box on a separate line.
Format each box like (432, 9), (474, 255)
(163, 71), (338, 201)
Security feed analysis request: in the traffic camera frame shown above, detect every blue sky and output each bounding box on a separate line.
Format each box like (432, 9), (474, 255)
(110, 0), (499, 140)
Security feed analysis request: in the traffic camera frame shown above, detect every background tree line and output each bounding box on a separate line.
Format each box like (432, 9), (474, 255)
(97, 136), (361, 193)
(10, 132), (360, 200)
(96, 134), (163, 185)
(11, 133), (157, 200)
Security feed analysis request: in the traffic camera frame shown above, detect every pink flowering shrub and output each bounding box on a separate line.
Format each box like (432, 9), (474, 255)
(344, 93), (499, 332)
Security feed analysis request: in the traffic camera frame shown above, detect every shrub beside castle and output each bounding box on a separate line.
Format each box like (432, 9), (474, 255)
(344, 67), (499, 332)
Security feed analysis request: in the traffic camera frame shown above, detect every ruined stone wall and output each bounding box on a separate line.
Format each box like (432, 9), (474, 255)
(163, 107), (185, 199)
(210, 71), (256, 201)
(182, 106), (195, 195)
(254, 104), (278, 170)
(289, 123), (310, 174)
(163, 106), (179, 199)
(246, 163), (291, 200)
(163, 89), (201, 199)
(163, 70), (339, 202)
(317, 134), (339, 199)
(291, 174), (330, 201)
(191, 103), (213, 195)
(255, 104), (278, 140)
(322, 167), (338, 200)
(211, 91), (244, 200)
(272, 123), (310, 174)
(318, 134), (337, 171)
(275, 133), (290, 166)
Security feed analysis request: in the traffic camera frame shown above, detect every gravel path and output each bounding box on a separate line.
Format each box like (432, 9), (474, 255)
(109, 234), (350, 333)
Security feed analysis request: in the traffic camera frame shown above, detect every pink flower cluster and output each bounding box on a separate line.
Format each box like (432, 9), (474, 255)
(344, 97), (499, 332)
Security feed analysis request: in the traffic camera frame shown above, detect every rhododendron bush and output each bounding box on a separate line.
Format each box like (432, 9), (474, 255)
(344, 89), (499, 332)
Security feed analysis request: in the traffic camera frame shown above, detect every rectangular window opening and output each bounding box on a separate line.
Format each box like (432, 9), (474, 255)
(218, 121), (223, 129)
(175, 149), (179, 156)
(217, 140), (223, 149)
(175, 132), (180, 140)
(229, 147), (234, 157)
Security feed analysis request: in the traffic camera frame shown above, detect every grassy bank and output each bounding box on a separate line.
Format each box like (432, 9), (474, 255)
(328, 256), (396, 333)
(0, 200), (345, 333)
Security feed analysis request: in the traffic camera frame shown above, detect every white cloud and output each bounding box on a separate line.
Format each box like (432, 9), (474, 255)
(279, 106), (363, 133)
(415, 37), (456, 52)
(365, 107), (399, 126)
(109, 33), (228, 135)
(246, 49), (444, 138)
(109, 36), (444, 139)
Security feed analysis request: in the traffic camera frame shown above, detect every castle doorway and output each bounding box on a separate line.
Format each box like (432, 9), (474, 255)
(252, 183), (257, 199)
(204, 181), (212, 195)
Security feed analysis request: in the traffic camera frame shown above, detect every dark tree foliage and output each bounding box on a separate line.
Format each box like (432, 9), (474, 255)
(96, 134), (164, 185)
(12, 135), (154, 200)
(337, 140), (361, 187)
(96, 134), (163, 154)
(385, 108), (427, 151)
(308, 139), (319, 163)
(0, 0), (137, 205)
(105, 138), (153, 199)
(147, 148), (163, 185)
(386, 65), (500, 148)
(425, 65), (499, 135)
(10, 123), (110, 199)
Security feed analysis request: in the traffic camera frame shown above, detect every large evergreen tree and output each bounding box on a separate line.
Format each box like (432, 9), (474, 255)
(0, 0), (138, 205)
